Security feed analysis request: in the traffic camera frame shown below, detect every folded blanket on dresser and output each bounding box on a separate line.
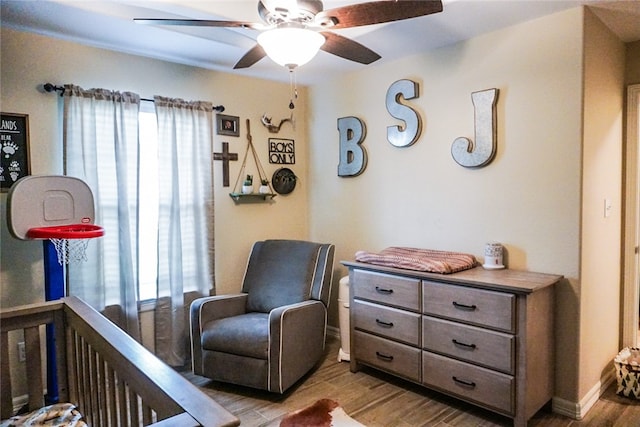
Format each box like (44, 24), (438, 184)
(355, 247), (477, 274)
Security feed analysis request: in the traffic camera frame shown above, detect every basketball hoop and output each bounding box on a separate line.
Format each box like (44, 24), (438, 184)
(27, 224), (104, 265)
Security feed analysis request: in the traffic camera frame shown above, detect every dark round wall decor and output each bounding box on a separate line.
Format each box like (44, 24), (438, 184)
(272, 167), (297, 195)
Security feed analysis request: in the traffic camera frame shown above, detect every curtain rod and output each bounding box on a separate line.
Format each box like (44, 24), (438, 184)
(43, 83), (225, 112)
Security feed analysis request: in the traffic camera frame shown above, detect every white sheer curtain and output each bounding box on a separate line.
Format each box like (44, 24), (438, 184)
(154, 96), (214, 366)
(63, 84), (141, 340)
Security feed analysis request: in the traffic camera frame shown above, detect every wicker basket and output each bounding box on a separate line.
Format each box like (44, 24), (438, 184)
(614, 347), (640, 399)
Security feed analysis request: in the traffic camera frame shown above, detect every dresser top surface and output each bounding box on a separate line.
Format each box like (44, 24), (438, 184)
(341, 261), (562, 294)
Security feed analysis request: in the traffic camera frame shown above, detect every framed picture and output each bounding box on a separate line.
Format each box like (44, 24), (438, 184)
(217, 114), (240, 137)
(268, 138), (295, 164)
(1, 112), (30, 192)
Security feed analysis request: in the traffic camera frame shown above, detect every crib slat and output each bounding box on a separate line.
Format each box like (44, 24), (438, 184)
(88, 345), (99, 426)
(81, 340), (90, 425)
(130, 387), (140, 426)
(96, 355), (107, 427)
(118, 376), (127, 427)
(86, 345), (95, 426)
(1, 331), (13, 419)
(53, 308), (68, 403)
(66, 327), (79, 412)
(74, 335), (83, 414)
(107, 365), (118, 427)
(80, 337), (90, 420)
(142, 402), (154, 425)
(24, 325), (44, 412)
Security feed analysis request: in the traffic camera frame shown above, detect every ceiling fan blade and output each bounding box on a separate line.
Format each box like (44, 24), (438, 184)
(320, 32), (381, 65)
(317, 0), (443, 30)
(233, 44), (267, 69)
(134, 18), (264, 30)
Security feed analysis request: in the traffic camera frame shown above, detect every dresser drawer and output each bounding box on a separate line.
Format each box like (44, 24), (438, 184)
(352, 269), (420, 311)
(354, 331), (421, 382)
(353, 300), (421, 346)
(422, 316), (514, 374)
(422, 281), (515, 332)
(422, 351), (514, 415)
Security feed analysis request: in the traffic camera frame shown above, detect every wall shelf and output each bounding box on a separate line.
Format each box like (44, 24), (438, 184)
(229, 193), (276, 203)
(229, 118), (276, 205)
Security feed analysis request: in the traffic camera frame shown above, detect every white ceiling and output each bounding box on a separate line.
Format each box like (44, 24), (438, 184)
(1, 0), (639, 85)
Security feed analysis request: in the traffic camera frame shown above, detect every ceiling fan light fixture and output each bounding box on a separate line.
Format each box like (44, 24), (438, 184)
(257, 27), (325, 68)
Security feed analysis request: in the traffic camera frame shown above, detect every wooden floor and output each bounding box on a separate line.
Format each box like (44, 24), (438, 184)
(184, 336), (640, 427)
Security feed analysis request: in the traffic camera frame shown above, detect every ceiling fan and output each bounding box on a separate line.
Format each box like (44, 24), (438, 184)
(135, 0), (444, 70)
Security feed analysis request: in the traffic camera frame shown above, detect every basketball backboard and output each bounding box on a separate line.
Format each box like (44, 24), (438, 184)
(7, 175), (96, 240)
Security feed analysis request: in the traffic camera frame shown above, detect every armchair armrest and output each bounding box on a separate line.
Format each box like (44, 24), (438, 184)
(192, 294), (248, 325)
(190, 294), (248, 375)
(268, 300), (327, 393)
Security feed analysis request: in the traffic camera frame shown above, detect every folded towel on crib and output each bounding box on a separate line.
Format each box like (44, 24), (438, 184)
(355, 247), (477, 274)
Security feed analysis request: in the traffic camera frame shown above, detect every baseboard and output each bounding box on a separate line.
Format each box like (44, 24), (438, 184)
(552, 371), (615, 420)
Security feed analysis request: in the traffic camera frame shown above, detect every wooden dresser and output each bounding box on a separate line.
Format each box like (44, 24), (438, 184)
(342, 261), (562, 427)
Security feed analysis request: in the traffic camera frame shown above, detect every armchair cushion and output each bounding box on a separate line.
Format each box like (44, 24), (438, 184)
(244, 240), (323, 313)
(201, 313), (269, 359)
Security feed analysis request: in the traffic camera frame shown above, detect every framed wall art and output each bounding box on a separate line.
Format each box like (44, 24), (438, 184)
(1, 112), (30, 192)
(217, 114), (240, 137)
(268, 138), (295, 164)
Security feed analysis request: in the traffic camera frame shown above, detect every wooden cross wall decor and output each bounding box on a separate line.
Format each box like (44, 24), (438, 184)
(213, 142), (238, 187)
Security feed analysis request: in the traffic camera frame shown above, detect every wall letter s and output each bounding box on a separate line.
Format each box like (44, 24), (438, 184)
(386, 79), (421, 147)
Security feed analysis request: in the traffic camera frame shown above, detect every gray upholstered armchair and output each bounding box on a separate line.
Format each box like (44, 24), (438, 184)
(190, 239), (335, 393)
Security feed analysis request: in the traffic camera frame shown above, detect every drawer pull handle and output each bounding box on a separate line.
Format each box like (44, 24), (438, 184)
(375, 286), (394, 295)
(375, 319), (394, 328)
(452, 376), (476, 388)
(375, 351), (394, 362)
(452, 339), (477, 350)
(452, 301), (477, 311)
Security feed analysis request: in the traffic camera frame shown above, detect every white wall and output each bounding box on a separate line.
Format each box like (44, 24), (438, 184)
(580, 7), (625, 403)
(308, 7), (585, 405)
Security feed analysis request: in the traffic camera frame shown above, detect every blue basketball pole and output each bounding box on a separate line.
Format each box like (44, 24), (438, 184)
(43, 239), (63, 405)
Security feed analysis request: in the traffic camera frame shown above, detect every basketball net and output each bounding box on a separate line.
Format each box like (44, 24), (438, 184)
(49, 238), (90, 265)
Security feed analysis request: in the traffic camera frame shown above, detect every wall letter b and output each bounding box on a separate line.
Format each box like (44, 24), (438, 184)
(338, 116), (367, 177)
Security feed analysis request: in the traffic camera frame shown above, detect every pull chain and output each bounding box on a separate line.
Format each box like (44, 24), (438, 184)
(288, 67), (298, 110)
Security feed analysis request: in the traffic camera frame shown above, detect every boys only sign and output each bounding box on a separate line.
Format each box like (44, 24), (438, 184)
(269, 138), (295, 164)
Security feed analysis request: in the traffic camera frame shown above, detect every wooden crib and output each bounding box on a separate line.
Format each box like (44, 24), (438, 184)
(1, 296), (239, 426)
